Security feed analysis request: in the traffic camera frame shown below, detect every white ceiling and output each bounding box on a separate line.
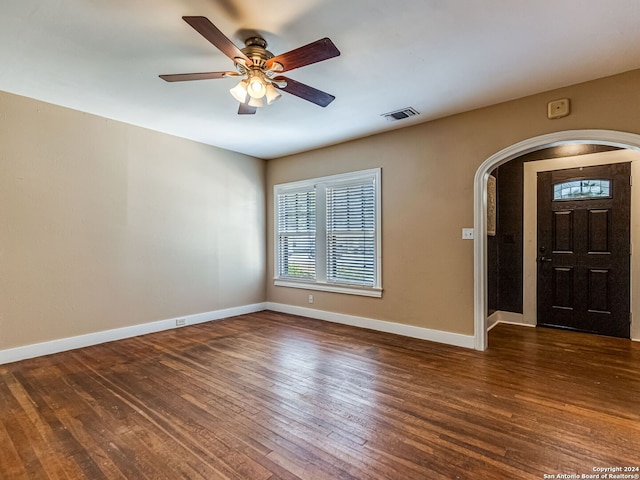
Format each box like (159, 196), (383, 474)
(1, 1), (639, 159)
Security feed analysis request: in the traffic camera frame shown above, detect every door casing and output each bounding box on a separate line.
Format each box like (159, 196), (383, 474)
(536, 162), (631, 337)
(523, 151), (637, 332)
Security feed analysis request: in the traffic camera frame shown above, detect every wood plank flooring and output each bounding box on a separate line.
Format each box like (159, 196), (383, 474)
(1, 311), (639, 479)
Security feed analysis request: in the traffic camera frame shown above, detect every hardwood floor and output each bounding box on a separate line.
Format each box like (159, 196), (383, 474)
(1, 311), (639, 479)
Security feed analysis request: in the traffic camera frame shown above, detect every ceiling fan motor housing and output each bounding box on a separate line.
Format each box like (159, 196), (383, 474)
(239, 37), (273, 71)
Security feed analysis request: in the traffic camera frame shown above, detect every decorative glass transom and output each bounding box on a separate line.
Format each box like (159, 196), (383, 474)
(553, 179), (611, 200)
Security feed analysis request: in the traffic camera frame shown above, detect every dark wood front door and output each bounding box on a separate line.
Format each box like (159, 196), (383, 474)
(537, 163), (631, 338)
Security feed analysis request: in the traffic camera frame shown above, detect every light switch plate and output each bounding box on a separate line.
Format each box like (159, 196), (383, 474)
(462, 228), (474, 240)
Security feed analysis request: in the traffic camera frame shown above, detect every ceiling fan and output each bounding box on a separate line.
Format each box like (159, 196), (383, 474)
(160, 16), (341, 115)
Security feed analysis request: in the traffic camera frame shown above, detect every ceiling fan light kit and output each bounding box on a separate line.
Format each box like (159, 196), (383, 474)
(160, 16), (340, 115)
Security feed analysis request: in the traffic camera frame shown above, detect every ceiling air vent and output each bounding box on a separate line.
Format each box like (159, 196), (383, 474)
(381, 107), (420, 122)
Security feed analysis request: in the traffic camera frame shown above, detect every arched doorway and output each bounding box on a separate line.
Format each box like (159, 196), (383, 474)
(473, 130), (640, 350)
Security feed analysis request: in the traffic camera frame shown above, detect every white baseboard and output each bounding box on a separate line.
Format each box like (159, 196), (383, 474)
(0, 302), (267, 365)
(487, 311), (501, 331)
(5, 301), (633, 365)
(266, 302), (475, 349)
(487, 311), (531, 331)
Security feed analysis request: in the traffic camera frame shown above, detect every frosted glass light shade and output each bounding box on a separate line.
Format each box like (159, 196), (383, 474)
(265, 84), (282, 105)
(248, 96), (264, 108)
(248, 76), (267, 99)
(230, 80), (248, 103)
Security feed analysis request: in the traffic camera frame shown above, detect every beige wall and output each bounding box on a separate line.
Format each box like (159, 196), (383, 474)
(266, 69), (640, 336)
(0, 91), (266, 350)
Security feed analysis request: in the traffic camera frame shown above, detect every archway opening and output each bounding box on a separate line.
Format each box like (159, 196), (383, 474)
(473, 130), (640, 350)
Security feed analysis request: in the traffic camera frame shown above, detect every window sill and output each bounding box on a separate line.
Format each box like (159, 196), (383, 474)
(274, 279), (383, 298)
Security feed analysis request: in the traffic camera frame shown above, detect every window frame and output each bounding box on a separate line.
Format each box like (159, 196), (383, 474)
(274, 168), (382, 298)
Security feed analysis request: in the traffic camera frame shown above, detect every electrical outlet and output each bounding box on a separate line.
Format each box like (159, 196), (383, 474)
(176, 318), (186, 327)
(308, 294), (314, 304)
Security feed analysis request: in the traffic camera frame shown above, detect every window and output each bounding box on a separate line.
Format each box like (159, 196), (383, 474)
(553, 179), (611, 200)
(274, 168), (382, 297)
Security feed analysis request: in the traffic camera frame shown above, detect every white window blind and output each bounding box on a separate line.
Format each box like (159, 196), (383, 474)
(274, 168), (381, 297)
(326, 180), (376, 286)
(276, 189), (316, 280)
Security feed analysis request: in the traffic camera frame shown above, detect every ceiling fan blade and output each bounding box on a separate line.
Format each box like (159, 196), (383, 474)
(182, 16), (252, 66)
(267, 38), (340, 72)
(159, 71), (238, 82)
(238, 103), (257, 115)
(273, 76), (335, 107)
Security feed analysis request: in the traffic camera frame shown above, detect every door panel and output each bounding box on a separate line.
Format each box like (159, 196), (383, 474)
(552, 267), (574, 309)
(537, 163), (630, 338)
(553, 211), (574, 252)
(588, 210), (609, 252)
(587, 269), (609, 313)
